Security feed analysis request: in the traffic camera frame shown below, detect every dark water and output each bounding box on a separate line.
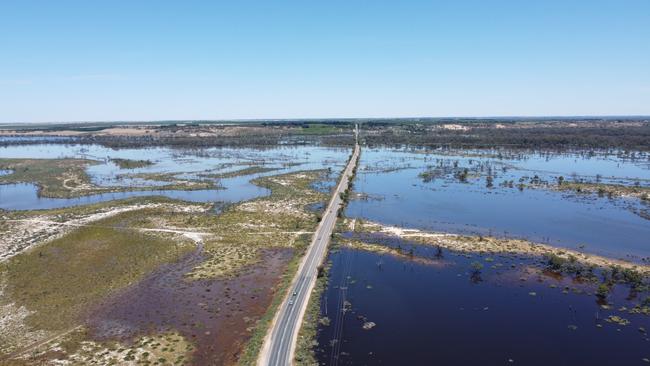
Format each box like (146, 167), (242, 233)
(316, 242), (650, 366)
(348, 148), (650, 260)
(322, 148), (650, 365)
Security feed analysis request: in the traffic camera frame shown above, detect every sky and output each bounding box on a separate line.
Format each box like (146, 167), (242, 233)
(1, 0), (649, 122)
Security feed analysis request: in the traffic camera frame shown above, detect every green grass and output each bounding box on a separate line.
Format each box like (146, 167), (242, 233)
(117, 171), (219, 190)
(237, 237), (309, 366)
(234, 171), (335, 364)
(0, 158), (219, 198)
(185, 170), (327, 279)
(556, 181), (650, 199)
(201, 166), (279, 179)
(297, 123), (344, 135)
(0, 216), (193, 332)
(1, 168), (336, 363)
(0, 158), (98, 198)
(109, 158), (153, 169)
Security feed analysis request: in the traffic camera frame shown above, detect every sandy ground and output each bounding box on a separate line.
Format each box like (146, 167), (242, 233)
(343, 239), (449, 268)
(0, 170), (327, 364)
(0, 203), (207, 262)
(438, 124), (469, 131)
(354, 220), (650, 275)
(0, 124), (294, 138)
(0, 280), (54, 357)
(238, 198), (312, 220)
(0, 202), (210, 360)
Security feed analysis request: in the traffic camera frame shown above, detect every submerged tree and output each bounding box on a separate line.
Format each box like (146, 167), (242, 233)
(470, 261), (483, 283)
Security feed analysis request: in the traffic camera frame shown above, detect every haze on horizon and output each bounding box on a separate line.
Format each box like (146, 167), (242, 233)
(1, 0), (649, 123)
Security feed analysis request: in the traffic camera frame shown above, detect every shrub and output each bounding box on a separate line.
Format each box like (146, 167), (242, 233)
(621, 268), (643, 287)
(546, 254), (567, 271)
(470, 261), (483, 272)
(596, 283), (610, 299)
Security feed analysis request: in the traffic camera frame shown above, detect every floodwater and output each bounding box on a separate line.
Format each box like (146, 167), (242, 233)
(316, 240), (650, 365)
(0, 139), (347, 364)
(348, 148), (650, 260)
(314, 147), (650, 366)
(0, 143), (348, 210)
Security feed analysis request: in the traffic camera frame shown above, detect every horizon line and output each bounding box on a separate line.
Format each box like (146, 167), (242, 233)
(3, 114), (650, 126)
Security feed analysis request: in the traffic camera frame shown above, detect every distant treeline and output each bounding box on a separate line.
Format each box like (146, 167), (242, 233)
(362, 122), (650, 151)
(75, 133), (354, 148)
(3, 119), (650, 151)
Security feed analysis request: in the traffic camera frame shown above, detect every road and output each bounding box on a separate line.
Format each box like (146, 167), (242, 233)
(258, 125), (360, 366)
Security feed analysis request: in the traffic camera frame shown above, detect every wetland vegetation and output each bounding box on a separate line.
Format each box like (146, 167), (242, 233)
(295, 123), (650, 365)
(0, 136), (347, 365)
(0, 167), (337, 364)
(2, 120), (650, 365)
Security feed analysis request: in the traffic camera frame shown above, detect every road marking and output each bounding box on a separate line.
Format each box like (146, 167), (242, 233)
(259, 126), (359, 366)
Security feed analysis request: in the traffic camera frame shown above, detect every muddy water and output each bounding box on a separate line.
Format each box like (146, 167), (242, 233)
(316, 237), (650, 365)
(86, 247), (293, 365)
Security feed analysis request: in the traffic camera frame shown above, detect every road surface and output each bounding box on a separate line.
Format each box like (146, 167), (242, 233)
(258, 125), (360, 366)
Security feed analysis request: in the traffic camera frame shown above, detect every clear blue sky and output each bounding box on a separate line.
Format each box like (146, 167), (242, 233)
(1, 0), (649, 122)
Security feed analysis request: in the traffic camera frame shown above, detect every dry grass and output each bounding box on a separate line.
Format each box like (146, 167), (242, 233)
(354, 220), (650, 275)
(0, 169), (333, 364)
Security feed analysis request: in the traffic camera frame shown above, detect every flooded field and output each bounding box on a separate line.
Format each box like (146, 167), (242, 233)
(0, 143), (347, 210)
(3, 139), (650, 365)
(311, 147), (650, 366)
(316, 240), (650, 365)
(0, 139), (348, 365)
(348, 148), (650, 260)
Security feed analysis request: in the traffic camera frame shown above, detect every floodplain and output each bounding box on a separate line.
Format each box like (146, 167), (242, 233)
(1, 120), (650, 365)
(304, 145), (650, 365)
(0, 132), (348, 365)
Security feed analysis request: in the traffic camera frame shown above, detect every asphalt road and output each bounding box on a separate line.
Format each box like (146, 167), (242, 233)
(259, 127), (359, 366)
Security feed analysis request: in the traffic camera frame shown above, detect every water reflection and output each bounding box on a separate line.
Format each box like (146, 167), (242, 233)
(0, 143), (348, 210)
(347, 148), (650, 259)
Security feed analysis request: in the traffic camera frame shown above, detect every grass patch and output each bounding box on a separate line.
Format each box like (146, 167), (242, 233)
(116, 171), (219, 190)
(109, 158), (153, 169)
(297, 123), (345, 136)
(0, 158), (99, 198)
(237, 236), (309, 365)
(0, 158), (220, 198)
(0, 215), (194, 333)
(186, 170), (328, 279)
(201, 166), (280, 179)
(556, 181), (650, 200)
(1, 168), (338, 363)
